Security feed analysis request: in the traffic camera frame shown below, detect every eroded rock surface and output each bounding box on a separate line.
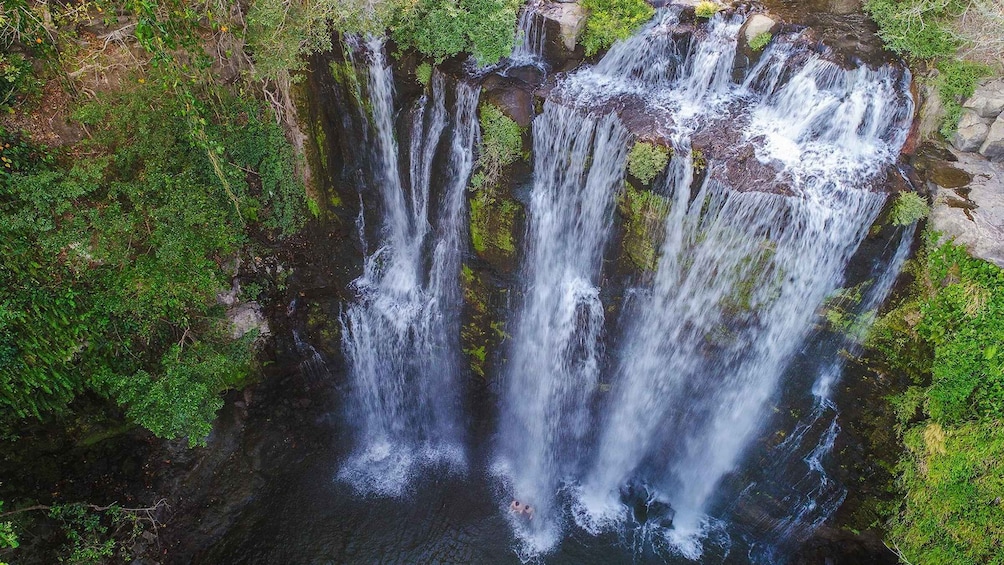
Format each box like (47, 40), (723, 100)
(980, 114), (1004, 161)
(963, 78), (1004, 119)
(952, 109), (991, 152)
(930, 148), (1004, 267)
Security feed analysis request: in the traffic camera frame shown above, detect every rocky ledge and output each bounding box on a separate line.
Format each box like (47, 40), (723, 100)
(952, 78), (1004, 161)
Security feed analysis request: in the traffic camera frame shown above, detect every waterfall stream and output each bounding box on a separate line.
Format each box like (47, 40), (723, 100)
(495, 10), (912, 558)
(338, 38), (481, 495)
(323, 7), (914, 562)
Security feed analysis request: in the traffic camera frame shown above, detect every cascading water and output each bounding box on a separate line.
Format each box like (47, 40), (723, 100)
(509, 0), (547, 68)
(491, 9), (912, 559)
(495, 101), (629, 551)
(739, 221), (917, 563)
(337, 37), (482, 495)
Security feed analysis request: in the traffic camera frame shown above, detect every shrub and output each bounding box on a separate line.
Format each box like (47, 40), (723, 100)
(889, 192), (930, 226)
(415, 62), (433, 86)
(695, 1), (721, 19)
(0, 52), (40, 112)
(475, 103), (522, 187)
(580, 0), (655, 56)
(863, 0), (963, 60)
(749, 31), (772, 52)
(627, 140), (671, 184)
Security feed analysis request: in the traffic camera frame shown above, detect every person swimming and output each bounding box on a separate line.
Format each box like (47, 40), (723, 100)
(509, 499), (534, 519)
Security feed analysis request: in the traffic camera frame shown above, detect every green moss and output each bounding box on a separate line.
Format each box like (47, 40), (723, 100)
(821, 283), (876, 341)
(469, 189), (518, 258)
(313, 118), (328, 171)
(692, 148), (707, 173)
(749, 31), (772, 52)
(627, 140), (671, 184)
(619, 183), (670, 272)
(719, 238), (781, 316)
(306, 196), (322, 218)
(460, 263), (493, 380)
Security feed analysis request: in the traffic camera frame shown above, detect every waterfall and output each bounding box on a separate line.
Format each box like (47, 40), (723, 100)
(484, 10), (913, 558)
(337, 37), (481, 495)
(495, 101), (629, 552)
(509, 0), (547, 68)
(741, 221), (917, 563)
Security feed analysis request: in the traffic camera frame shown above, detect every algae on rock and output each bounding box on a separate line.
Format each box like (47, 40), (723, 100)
(618, 183), (670, 272)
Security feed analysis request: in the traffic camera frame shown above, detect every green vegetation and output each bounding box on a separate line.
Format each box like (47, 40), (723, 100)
(694, 1), (721, 19)
(864, 0), (964, 60)
(627, 140), (671, 184)
(890, 192), (930, 226)
(474, 102), (523, 188)
(416, 62), (433, 87)
(580, 0), (655, 57)
(0, 0), (312, 448)
(0, 77), (287, 445)
(391, 0), (522, 65)
(821, 283), (875, 341)
(692, 148), (707, 173)
(619, 184), (669, 271)
(470, 191), (518, 258)
(864, 0), (999, 135)
(748, 31), (772, 52)
(866, 233), (1004, 564)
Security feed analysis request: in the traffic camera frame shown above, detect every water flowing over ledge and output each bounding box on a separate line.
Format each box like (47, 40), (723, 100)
(338, 37), (482, 496)
(326, 6), (915, 562)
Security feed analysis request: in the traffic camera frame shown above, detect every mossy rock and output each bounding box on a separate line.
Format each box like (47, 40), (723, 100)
(469, 188), (521, 271)
(618, 182), (670, 272)
(459, 264), (509, 381)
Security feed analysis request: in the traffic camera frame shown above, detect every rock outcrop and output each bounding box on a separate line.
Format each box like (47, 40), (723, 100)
(963, 79), (1004, 119)
(953, 78), (1004, 161)
(980, 114), (1004, 161)
(952, 110), (992, 152)
(229, 302), (271, 340)
(929, 148), (1004, 267)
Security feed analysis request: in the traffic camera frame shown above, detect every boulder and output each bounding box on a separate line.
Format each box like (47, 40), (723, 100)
(951, 109), (990, 152)
(963, 79), (1004, 120)
(980, 114), (1004, 161)
(229, 302), (271, 339)
(482, 74), (535, 127)
(742, 14), (776, 44)
(930, 148), (1004, 268)
(539, 1), (586, 53)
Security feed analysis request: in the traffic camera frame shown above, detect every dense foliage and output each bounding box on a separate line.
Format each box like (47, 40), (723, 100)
(0, 0), (311, 446)
(0, 78), (299, 444)
(580, 0), (654, 57)
(391, 0), (521, 65)
(867, 233), (1004, 564)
